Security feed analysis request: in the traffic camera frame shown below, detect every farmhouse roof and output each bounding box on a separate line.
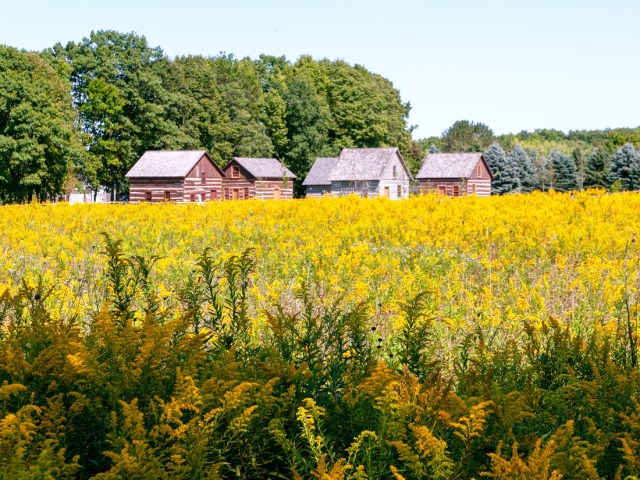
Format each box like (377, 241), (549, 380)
(126, 150), (217, 178)
(417, 152), (489, 179)
(302, 158), (339, 186)
(232, 158), (296, 179)
(329, 148), (410, 181)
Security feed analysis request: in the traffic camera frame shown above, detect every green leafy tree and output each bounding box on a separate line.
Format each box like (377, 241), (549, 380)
(584, 148), (610, 189)
(282, 76), (331, 196)
(441, 120), (494, 153)
(47, 30), (186, 199)
(255, 55), (290, 158)
(608, 143), (639, 191)
(163, 54), (274, 166)
(550, 149), (578, 192)
(0, 46), (81, 203)
(508, 144), (538, 193)
(293, 56), (412, 153)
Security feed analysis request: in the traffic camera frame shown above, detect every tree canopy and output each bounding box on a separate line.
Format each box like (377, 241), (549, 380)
(0, 45), (80, 203)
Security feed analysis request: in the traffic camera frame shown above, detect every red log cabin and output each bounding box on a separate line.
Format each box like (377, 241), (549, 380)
(126, 150), (225, 203)
(222, 157), (296, 200)
(416, 152), (493, 197)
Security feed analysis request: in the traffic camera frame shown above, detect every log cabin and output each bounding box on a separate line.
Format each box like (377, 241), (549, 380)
(222, 158), (296, 200)
(323, 148), (411, 199)
(126, 150), (225, 203)
(416, 152), (493, 197)
(302, 157), (338, 198)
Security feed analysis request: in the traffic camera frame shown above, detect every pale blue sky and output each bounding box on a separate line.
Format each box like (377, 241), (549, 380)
(1, 0), (638, 138)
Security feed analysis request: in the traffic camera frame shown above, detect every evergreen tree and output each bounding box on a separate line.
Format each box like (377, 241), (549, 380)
(550, 149), (578, 192)
(608, 143), (639, 191)
(584, 148), (610, 189)
(507, 144), (537, 193)
(484, 142), (519, 194)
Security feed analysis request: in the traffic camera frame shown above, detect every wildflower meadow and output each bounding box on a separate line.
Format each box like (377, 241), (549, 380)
(2, 191), (640, 479)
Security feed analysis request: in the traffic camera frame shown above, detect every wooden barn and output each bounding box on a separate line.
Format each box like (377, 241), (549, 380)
(222, 158), (296, 200)
(302, 157), (338, 198)
(126, 150), (225, 203)
(416, 152), (492, 197)
(325, 147), (411, 199)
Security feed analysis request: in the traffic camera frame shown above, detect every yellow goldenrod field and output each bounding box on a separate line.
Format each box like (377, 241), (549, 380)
(1, 190), (636, 341)
(5, 191), (640, 479)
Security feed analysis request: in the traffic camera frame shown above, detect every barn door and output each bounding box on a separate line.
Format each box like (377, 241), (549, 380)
(383, 186), (390, 197)
(273, 187), (281, 200)
(232, 189), (239, 200)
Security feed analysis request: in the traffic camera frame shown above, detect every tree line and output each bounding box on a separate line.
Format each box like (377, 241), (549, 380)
(3, 30), (640, 203)
(423, 120), (640, 194)
(0, 30), (415, 202)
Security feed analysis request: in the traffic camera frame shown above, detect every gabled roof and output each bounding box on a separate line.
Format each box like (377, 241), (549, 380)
(417, 153), (491, 179)
(126, 150), (221, 178)
(329, 148), (411, 181)
(302, 157), (339, 186)
(229, 158), (296, 179)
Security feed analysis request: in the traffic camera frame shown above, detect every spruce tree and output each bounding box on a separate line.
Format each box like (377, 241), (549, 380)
(608, 143), (639, 191)
(584, 148), (610, 189)
(484, 142), (519, 194)
(550, 149), (578, 192)
(508, 144), (538, 193)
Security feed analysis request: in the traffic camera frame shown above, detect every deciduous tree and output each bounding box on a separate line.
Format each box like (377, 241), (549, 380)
(0, 46), (81, 203)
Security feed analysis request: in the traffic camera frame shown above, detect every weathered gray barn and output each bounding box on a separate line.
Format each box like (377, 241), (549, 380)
(417, 152), (492, 197)
(304, 148), (411, 199)
(222, 158), (296, 200)
(126, 150), (225, 203)
(302, 157), (338, 198)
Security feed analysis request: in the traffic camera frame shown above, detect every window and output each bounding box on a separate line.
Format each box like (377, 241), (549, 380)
(471, 184), (477, 195)
(244, 187), (249, 199)
(397, 184), (402, 198)
(232, 166), (240, 178)
(210, 190), (217, 200)
(190, 193), (196, 202)
(453, 185), (460, 197)
(224, 188), (229, 200)
(201, 171), (206, 184)
(145, 191), (152, 202)
(392, 165), (397, 179)
(477, 164), (482, 177)
(446, 186), (453, 196)
(164, 191), (171, 202)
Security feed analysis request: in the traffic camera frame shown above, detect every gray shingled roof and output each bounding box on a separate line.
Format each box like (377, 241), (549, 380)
(232, 158), (296, 179)
(416, 153), (485, 179)
(329, 148), (408, 181)
(302, 157), (338, 186)
(126, 150), (210, 178)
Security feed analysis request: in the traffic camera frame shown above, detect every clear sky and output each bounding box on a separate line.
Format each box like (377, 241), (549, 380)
(1, 0), (638, 139)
